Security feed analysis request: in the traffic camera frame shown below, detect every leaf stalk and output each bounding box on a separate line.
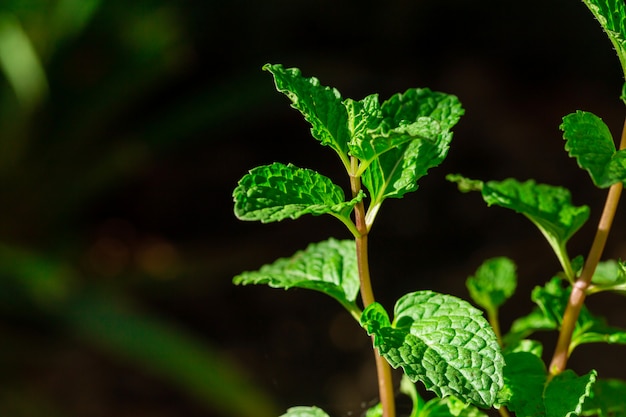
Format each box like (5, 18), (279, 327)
(549, 115), (626, 375)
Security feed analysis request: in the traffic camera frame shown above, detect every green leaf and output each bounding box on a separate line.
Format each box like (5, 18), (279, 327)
(446, 174), (484, 193)
(506, 307), (557, 346)
(233, 239), (360, 315)
(583, 378), (626, 417)
(450, 176), (589, 280)
(395, 374), (488, 417)
(361, 291), (504, 408)
(280, 406), (330, 417)
(571, 314), (626, 349)
(233, 162), (363, 227)
(501, 352), (596, 417)
(482, 179), (589, 254)
(505, 279), (565, 345)
(530, 279), (626, 350)
(263, 64), (351, 168)
(561, 111), (626, 187)
(364, 403), (383, 417)
(360, 89), (463, 215)
(348, 88), (463, 167)
(503, 339), (544, 360)
(545, 370), (597, 417)
(590, 259), (626, 293)
(500, 351), (547, 417)
(506, 278), (626, 352)
(581, 0), (626, 78)
(467, 257), (517, 313)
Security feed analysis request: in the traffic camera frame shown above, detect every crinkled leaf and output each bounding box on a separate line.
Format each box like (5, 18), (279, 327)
(583, 378), (626, 417)
(545, 370), (597, 417)
(263, 64), (351, 165)
(343, 94), (383, 157)
(348, 88), (463, 166)
(280, 406), (330, 417)
(581, 0), (626, 77)
(467, 257), (517, 313)
(361, 89), (463, 205)
(500, 351), (547, 417)
(361, 291), (504, 408)
(233, 162), (363, 223)
(481, 179), (589, 249)
(233, 239), (359, 312)
(450, 176), (589, 279)
(561, 111), (626, 187)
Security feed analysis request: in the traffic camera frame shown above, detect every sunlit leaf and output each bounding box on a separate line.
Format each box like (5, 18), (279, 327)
(233, 162), (363, 224)
(263, 64), (351, 166)
(589, 259), (626, 295)
(561, 111), (626, 187)
(280, 406), (330, 417)
(581, 0), (626, 77)
(361, 89), (463, 209)
(449, 175), (589, 279)
(233, 239), (360, 314)
(467, 257), (517, 313)
(361, 291), (504, 408)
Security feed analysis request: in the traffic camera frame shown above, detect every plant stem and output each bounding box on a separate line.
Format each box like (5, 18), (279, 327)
(487, 308), (502, 346)
(548, 115), (626, 375)
(350, 156), (396, 417)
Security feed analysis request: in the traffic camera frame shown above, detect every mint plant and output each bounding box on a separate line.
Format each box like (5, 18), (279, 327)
(232, 1), (626, 416)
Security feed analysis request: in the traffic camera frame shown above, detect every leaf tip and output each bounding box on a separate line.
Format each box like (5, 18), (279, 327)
(446, 173), (484, 193)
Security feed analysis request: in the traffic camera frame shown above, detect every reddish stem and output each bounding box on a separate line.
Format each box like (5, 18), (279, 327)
(350, 157), (396, 417)
(549, 115), (626, 375)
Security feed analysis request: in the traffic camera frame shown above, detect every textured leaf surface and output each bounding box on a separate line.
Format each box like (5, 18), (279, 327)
(581, 0), (626, 76)
(561, 111), (626, 187)
(449, 175), (589, 279)
(361, 291), (504, 408)
(361, 89), (463, 204)
(263, 64), (351, 165)
(481, 179), (589, 247)
(233, 162), (363, 223)
(467, 257), (517, 312)
(280, 406), (330, 417)
(233, 239), (359, 311)
(583, 378), (626, 416)
(544, 370), (597, 417)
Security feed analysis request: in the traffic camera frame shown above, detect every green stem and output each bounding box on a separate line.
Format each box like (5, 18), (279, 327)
(487, 308), (502, 346)
(548, 115), (626, 375)
(350, 156), (396, 417)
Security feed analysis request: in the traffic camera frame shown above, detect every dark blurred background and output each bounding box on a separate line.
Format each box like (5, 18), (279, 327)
(1, 0), (626, 416)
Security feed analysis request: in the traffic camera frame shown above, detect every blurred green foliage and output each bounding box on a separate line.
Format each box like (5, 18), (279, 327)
(0, 1), (277, 416)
